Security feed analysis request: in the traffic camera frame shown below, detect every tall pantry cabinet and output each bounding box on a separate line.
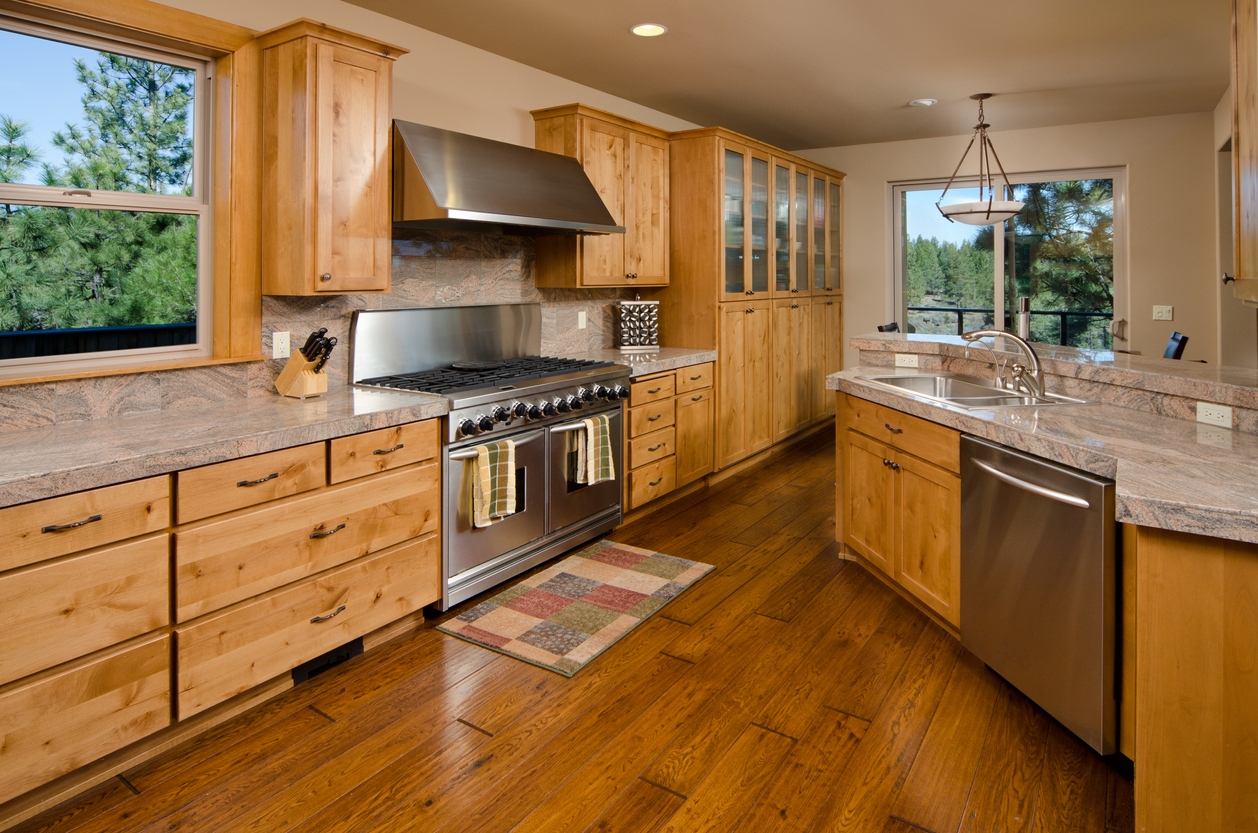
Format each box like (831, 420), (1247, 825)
(655, 128), (844, 469)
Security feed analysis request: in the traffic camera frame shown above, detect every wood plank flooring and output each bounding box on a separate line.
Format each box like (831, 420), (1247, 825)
(11, 431), (1133, 833)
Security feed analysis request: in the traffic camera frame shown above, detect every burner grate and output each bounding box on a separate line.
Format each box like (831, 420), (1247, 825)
(359, 356), (616, 395)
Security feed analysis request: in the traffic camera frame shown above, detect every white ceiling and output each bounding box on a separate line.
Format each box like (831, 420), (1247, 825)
(343, 0), (1230, 150)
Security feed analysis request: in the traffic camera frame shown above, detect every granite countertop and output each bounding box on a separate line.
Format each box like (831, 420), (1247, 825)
(564, 347), (717, 378)
(828, 367), (1258, 545)
(0, 387), (448, 509)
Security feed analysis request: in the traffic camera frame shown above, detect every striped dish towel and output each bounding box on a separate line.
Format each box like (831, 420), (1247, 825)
(473, 440), (516, 528)
(574, 415), (614, 486)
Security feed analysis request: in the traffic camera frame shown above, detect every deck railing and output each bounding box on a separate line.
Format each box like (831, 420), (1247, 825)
(906, 306), (1111, 345)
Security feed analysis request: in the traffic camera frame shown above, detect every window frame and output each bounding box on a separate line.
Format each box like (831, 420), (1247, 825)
(0, 0), (261, 386)
(891, 167), (1128, 349)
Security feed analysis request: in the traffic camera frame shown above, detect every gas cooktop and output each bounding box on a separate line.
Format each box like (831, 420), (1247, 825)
(358, 356), (617, 396)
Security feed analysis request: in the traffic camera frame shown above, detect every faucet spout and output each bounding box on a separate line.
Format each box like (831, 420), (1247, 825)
(961, 329), (1045, 398)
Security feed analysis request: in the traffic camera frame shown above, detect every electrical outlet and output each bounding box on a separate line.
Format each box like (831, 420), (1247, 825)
(272, 331), (290, 359)
(578, 311), (587, 329)
(894, 353), (919, 368)
(1197, 401), (1232, 428)
(1153, 305), (1174, 321)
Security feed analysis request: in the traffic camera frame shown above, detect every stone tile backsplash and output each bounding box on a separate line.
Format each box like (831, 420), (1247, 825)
(0, 230), (632, 432)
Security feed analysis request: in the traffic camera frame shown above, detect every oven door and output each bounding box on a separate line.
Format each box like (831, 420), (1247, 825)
(547, 408), (623, 534)
(445, 428), (546, 580)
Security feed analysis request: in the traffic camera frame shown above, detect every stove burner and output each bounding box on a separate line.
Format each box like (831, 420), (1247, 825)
(359, 355), (617, 395)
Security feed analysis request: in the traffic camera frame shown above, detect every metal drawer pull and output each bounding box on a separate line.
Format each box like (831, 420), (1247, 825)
(238, 472), (279, 487)
(689, 375), (702, 380)
(691, 395), (703, 401)
(791, 303), (799, 309)
(42, 514), (102, 533)
(970, 459), (1090, 509)
(649, 444), (664, 452)
(884, 424), (903, 434)
(648, 415), (662, 422)
(311, 605), (346, 623)
(310, 523), (347, 539)
(373, 444), (404, 455)
(649, 478), (664, 486)
(881, 459), (900, 470)
(648, 387), (662, 394)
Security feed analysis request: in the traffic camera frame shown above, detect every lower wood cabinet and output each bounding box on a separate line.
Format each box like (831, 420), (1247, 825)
(626, 363), (714, 510)
(676, 388), (714, 487)
(840, 393), (961, 628)
(718, 302), (772, 469)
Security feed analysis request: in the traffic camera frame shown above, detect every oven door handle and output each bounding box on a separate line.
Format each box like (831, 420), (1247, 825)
(549, 410), (621, 434)
(448, 433), (541, 461)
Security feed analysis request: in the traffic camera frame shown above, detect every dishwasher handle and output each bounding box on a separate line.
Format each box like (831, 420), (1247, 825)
(969, 458), (1091, 509)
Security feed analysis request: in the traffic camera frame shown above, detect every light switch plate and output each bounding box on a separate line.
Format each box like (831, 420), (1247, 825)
(272, 331), (290, 359)
(578, 311), (587, 329)
(1153, 305), (1174, 321)
(894, 353), (919, 368)
(1197, 401), (1232, 428)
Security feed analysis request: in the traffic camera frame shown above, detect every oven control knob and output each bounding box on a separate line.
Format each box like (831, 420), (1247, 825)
(528, 404), (544, 419)
(591, 385), (608, 399)
(611, 385), (629, 400)
(492, 406), (510, 423)
(555, 398), (571, 414)
(457, 418), (478, 437)
(565, 395), (582, 410)
(477, 415), (495, 432)
(512, 402), (529, 419)
(579, 387), (595, 402)
(541, 401), (557, 417)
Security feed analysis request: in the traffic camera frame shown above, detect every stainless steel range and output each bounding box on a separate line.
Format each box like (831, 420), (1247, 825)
(349, 304), (630, 610)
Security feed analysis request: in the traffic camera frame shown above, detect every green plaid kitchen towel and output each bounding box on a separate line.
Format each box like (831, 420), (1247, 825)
(473, 439), (516, 528)
(574, 414), (614, 485)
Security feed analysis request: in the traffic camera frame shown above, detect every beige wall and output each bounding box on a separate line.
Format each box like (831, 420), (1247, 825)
(160, 0), (700, 145)
(1213, 86), (1258, 368)
(798, 113), (1217, 367)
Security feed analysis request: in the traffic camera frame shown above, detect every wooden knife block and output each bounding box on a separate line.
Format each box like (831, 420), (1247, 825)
(275, 352), (328, 399)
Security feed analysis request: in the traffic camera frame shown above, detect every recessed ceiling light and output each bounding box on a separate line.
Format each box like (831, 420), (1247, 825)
(631, 23), (668, 37)
(909, 98), (937, 107)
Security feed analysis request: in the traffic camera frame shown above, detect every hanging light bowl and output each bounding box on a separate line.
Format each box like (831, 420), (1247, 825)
(937, 94), (1024, 227)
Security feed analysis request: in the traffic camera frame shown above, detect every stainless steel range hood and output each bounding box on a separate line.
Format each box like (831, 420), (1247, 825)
(392, 120), (624, 236)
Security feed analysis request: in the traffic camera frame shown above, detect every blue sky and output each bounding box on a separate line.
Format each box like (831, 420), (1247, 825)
(904, 187), (986, 247)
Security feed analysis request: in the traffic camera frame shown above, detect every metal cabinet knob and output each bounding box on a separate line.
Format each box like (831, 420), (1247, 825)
(320, 273), (332, 282)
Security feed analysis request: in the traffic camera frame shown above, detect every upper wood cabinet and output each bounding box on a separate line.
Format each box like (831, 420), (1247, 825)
(259, 21), (405, 295)
(1234, 0), (1258, 301)
(532, 105), (670, 287)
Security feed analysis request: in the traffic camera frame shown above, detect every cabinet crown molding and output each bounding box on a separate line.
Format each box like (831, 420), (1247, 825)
(253, 18), (408, 59)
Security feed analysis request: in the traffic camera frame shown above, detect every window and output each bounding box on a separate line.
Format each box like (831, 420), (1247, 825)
(893, 169), (1125, 350)
(0, 16), (211, 375)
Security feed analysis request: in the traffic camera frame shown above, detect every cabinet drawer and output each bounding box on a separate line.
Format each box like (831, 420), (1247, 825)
(629, 427), (675, 469)
(630, 373), (675, 407)
(0, 633), (170, 806)
(629, 398), (675, 438)
(176, 534), (439, 718)
(675, 362), (714, 393)
(176, 443), (326, 523)
(329, 420), (438, 484)
(628, 458), (676, 510)
(844, 395), (959, 473)
(0, 534), (169, 687)
(175, 463), (439, 621)
(0, 476), (170, 573)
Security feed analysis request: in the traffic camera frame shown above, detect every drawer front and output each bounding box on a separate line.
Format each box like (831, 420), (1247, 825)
(844, 395), (959, 473)
(177, 443), (326, 523)
(0, 476), (170, 573)
(329, 420), (438, 484)
(0, 633), (170, 806)
(628, 458), (676, 510)
(0, 534), (169, 687)
(175, 463), (439, 621)
(176, 534), (440, 718)
(628, 398), (675, 438)
(675, 362), (714, 393)
(630, 373), (675, 407)
(629, 427), (675, 469)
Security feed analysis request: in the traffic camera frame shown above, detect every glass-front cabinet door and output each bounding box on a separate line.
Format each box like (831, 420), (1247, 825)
(813, 175), (828, 292)
(771, 158), (793, 297)
(749, 153), (770, 296)
(829, 179), (842, 293)
(721, 144), (747, 301)
(793, 170), (811, 295)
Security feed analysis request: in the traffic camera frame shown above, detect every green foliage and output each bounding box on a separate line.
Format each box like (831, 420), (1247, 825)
(0, 46), (197, 334)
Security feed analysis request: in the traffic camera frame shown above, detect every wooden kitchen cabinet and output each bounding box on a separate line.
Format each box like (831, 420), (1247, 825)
(840, 393), (961, 629)
(625, 362), (714, 509)
(812, 297), (842, 418)
(259, 21), (404, 295)
(676, 387), (714, 487)
(718, 302), (773, 469)
(1233, 0), (1258, 300)
(772, 297), (811, 442)
(532, 104), (670, 287)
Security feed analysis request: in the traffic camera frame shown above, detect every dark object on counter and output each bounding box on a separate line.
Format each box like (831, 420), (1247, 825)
(1163, 331), (1188, 360)
(300, 328), (327, 359)
(312, 336), (337, 373)
(877, 321), (900, 333)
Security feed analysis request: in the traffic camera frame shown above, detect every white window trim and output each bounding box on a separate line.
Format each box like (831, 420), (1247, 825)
(890, 167), (1128, 347)
(0, 14), (213, 379)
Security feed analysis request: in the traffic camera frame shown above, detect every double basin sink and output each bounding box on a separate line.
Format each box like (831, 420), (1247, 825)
(858, 372), (1087, 409)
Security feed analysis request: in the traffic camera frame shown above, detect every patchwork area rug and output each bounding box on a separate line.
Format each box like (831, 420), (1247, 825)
(438, 540), (714, 676)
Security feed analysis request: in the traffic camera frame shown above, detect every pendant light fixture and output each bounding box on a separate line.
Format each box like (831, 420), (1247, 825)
(936, 94), (1024, 226)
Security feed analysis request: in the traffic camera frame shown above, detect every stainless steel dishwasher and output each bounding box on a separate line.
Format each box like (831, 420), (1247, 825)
(960, 435), (1117, 755)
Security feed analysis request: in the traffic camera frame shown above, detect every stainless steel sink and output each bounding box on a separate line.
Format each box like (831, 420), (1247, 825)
(858, 372), (1087, 409)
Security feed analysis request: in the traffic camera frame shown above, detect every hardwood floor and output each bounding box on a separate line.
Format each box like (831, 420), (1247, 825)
(12, 430), (1133, 833)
